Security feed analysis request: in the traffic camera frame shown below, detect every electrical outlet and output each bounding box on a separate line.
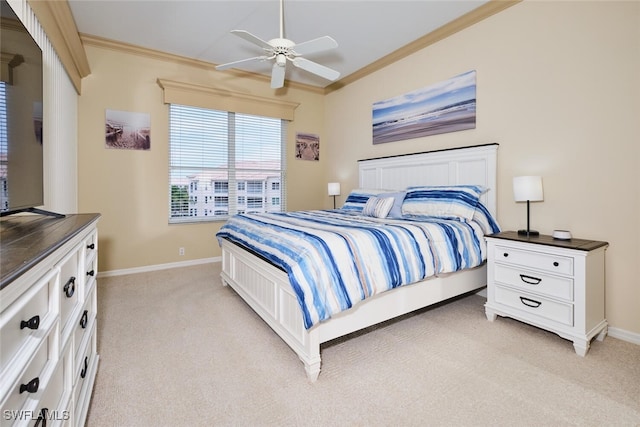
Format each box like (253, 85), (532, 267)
(179, 247), (185, 256)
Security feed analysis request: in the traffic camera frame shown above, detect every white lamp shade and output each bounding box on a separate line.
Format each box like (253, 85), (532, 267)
(513, 176), (544, 202)
(328, 182), (341, 196)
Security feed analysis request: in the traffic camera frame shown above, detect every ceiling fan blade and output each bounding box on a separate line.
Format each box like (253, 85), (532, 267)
(292, 36), (338, 56)
(215, 56), (269, 71)
(271, 62), (286, 89)
(230, 30), (273, 51)
(291, 57), (340, 82)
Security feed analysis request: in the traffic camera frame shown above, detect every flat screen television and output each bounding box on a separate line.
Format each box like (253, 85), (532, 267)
(0, 0), (57, 217)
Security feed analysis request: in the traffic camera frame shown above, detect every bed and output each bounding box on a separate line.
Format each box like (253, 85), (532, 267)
(217, 143), (499, 381)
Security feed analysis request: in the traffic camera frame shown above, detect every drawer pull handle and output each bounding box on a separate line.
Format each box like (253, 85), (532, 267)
(519, 274), (542, 285)
(64, 276), (76, 298)
(81, 356), (88, 379)
(19, 377), (39, 394)
(34, 408), (48, 427)
(519, 296), (542, 308)
(553, 261), (559, 267)
(80, 310), (88, 329)
(20, 315), (40, 330)
(87, 243), (95, 250)
(502, 252), (509, 257)
(87, 270), (95, 277)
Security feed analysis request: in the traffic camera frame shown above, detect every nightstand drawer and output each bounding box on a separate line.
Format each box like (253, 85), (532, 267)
(494, 264), (574, 301)
(494, 285), (573, 326)
(495, 245), (573, 276)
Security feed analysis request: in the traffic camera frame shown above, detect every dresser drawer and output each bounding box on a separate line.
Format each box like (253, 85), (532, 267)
(494, 264), (574, 301)
(83, 231), (98, 263)
(73, 287), (96, 369)
(84, 257), (97, 299)
(1, 335), (54, 418)
(494, 285), (574, 326)
(73, 323), (96, 388)
(58, 247), (82, 334)
(495, 245), (573, 276)
(31, 358), (68, 426)
(0, 269), (57, 377)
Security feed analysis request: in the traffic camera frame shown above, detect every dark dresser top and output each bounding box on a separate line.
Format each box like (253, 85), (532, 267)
(0, 213), (101, 290)
(486, 231), (608, 252)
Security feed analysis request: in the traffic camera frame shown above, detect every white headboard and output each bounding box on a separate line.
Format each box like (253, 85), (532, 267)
(359, 144), (498, 218)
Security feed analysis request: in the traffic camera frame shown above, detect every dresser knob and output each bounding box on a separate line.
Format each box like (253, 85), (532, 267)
(64, 276), (76, 298)
(20, 315), (40, 330)
(80, 310), (88, 329)
(503, 252), (509, 257)
(19, 377), (39, 394)
(80, 356), (89, 379)
(553, 261), (559, 267)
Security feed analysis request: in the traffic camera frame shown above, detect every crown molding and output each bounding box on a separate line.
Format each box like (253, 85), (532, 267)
(324, 0), (521, 93)
(80, 33), (326, 95)
(27, 0), (90, 94)
(26, 0), (519, 96)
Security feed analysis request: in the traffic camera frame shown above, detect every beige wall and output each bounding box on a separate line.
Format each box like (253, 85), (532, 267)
(78, 0), (639, 335)
(77, 46), (326, 272)
(324, 1), (640, 334)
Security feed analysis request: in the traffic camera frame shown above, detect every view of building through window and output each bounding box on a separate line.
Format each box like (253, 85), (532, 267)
(169, 104), (285, 222)
(170, 173), (281, 218)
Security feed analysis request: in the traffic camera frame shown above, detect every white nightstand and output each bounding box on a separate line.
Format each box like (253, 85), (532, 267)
(485, 231), (608, 356)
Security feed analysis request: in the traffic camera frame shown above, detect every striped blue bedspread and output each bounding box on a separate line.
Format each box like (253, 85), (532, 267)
(216, 210), (491, 329)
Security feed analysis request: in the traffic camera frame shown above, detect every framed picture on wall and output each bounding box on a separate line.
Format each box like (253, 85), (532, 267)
(105, 109), (151, 150)
(295, 132), (320, 161)
(372, 70), (476, 144)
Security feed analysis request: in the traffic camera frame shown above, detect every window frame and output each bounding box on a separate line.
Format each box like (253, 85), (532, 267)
(168, 104), (287, 224)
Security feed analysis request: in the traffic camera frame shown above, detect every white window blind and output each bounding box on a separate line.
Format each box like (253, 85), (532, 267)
(169, 104), (286, 223)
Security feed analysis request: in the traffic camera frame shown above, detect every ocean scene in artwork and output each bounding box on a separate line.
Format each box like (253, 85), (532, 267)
(372, 70), (476, 144)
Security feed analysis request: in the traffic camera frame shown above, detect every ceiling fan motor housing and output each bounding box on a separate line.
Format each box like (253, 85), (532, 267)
(270, 38), (295, 54)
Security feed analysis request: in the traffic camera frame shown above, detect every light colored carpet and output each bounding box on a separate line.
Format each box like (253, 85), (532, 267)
(86, 263), (640, 426)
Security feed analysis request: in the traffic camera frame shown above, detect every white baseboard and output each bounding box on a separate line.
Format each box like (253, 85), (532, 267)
(608, 327), (640, 346)
(98, 257), (221, 278)
(99, 260), (639, 347)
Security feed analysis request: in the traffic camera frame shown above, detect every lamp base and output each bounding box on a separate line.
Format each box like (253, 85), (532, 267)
(517, 229), (539, 237)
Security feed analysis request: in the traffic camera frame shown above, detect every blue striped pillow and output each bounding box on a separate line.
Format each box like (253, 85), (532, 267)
(341, 189), (390, 212)
(362, 196), (395, 218)
(401, 185), (487, 220)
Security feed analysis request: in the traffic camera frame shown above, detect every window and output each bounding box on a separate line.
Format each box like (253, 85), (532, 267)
(214, 181), (228, 193)
(169, 105), (287, 223)
(246, 181), (263, 194)
(247, 197), (263, 209)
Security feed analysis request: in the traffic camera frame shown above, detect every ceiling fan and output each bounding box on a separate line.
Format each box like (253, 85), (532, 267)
(215, 0), (340, 89)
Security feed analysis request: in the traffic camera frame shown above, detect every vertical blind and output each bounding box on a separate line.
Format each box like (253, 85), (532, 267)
(0, 83), (6, 210)
(169, 104), (286, 223)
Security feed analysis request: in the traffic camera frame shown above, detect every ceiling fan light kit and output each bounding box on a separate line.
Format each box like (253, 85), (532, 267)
(215, 0), (340, 89)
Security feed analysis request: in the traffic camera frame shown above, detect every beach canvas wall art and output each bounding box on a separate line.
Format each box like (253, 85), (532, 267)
(105, 109), (151, 150)
(295, 132), (320, 161)
(372, 70), (476, 144)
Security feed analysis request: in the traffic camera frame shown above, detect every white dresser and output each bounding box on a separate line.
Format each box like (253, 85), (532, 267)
(485, 231), (608, 356)
(1, 214), (100, 426)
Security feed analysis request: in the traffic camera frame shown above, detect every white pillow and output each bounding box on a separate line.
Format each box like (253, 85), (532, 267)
(362, 196), (395, 218)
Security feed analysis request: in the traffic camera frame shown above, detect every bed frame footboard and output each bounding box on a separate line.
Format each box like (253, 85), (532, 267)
(220, 238), (486, 382)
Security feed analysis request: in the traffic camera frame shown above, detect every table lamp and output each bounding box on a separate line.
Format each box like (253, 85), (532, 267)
(513, 176), (544, 236)
(328, 182), (340, 209)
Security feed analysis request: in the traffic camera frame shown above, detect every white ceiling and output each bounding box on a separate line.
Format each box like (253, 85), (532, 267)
(67, 0), (490, 89)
